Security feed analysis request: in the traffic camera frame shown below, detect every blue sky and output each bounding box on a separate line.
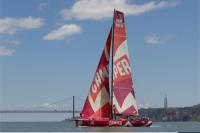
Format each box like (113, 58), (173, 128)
(0, 0), (199, 110)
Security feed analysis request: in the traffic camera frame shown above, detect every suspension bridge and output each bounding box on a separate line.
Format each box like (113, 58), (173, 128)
(0, 96), (84, 118)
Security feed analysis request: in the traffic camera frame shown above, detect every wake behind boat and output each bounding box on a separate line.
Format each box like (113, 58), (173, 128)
(75, 9), (152, 127)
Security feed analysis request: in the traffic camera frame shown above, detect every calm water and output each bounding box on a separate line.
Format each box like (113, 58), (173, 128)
(0, 113), (200, 132)
(0, 121), (200, 132)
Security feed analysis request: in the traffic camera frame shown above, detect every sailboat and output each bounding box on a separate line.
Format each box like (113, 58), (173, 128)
(75, 10), (152, 127)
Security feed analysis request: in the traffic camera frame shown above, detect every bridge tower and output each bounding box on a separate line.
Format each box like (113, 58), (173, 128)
(164, 94), (168, 110)
(73, 96), (75, 119)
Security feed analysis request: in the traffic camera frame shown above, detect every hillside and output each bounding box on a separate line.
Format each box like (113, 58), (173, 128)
(139, 104), (200, 122)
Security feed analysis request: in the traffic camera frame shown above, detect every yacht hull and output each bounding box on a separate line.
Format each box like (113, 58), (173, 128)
(75, 118), (152, 127)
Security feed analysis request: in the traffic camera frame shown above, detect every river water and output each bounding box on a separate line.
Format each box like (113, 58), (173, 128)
(0, 113), (200, 132)
(0, 121), (200, 132)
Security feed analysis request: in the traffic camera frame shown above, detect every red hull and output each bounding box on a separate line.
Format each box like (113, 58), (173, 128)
(75, 118), (109, 127)
(75, 118), (152, 127)
(130, 119), (152, 127)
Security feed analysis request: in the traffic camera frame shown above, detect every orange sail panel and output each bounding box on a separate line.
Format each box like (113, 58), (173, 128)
(81, 28), (112, 119)
(112, 10), (138, 116)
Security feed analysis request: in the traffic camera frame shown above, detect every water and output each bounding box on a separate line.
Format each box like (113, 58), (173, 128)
(0, 121), (200, 132)
(0, 113), (200, 132)
(0, 113), (74, 122)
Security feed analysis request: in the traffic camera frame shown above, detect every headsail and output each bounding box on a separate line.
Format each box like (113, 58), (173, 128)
(112, 10), (138, 116)
(81, 28), (112, 119)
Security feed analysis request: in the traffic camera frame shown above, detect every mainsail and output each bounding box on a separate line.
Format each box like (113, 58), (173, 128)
(112, 10), (138, 116)
(81, 28), (112, 119)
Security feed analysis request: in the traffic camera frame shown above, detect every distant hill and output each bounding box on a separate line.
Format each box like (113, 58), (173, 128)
(139, 104), (200, 122)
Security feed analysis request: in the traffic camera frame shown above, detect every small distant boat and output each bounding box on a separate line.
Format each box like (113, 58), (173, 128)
(75, 9), (152, 127)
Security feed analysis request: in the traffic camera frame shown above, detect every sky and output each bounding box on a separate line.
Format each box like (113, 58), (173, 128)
(0, 0), (199, 111)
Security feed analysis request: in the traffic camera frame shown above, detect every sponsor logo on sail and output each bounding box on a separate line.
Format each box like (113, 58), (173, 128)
(115, 14), (123, 28)
(113, 57), (131, 80)
(91, 65), (109, 94)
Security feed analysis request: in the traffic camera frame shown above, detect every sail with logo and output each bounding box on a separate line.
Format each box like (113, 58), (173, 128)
(112, 10), (138, 116)
(75, 9), (152, 127)
(80, 28), (112, 119)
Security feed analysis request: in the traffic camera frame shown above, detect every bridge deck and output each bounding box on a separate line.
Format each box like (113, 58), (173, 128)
(0, 110), (81, 113)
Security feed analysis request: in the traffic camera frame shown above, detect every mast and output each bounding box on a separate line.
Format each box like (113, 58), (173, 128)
(110, 9), (115, 119)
